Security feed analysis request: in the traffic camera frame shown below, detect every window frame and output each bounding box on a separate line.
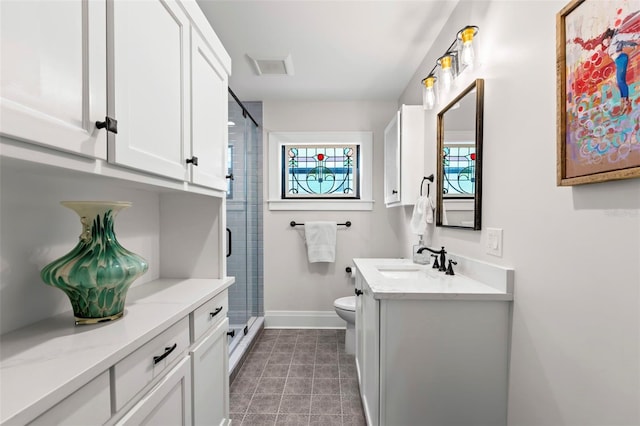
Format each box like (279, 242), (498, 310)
(268, 131), (374, 211)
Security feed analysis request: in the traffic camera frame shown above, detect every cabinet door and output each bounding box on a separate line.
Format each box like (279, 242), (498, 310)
(359, 279), (380, 426)
(398, 105), (425, 206)
(190, 30), (228, 190)
(0, 0), (107, 159)
(355, 271), (365, 378)
(108, 0), (190, 180)
(116, 357), (192, 426)
(190, 318), (229, 426)
(383, 111), (400, 205)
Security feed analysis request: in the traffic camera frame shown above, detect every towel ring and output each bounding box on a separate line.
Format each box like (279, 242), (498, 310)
(420, 174), (434, 196)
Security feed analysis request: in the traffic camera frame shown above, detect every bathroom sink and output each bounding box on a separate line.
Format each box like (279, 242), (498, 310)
(376, 265), (426, 279)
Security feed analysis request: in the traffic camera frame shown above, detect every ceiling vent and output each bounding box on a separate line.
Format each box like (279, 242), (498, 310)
(248, 54), (294, 76)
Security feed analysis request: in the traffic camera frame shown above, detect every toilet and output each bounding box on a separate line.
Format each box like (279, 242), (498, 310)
(334, 296), (356, 354)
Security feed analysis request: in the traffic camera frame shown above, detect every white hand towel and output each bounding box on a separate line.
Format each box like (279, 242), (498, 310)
(425, 196), (436, 224)
(410, 195), (428, 235)
(304, 221), (337, 263)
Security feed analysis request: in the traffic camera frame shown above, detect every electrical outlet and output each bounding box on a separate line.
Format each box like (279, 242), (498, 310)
(486, 228), (503, 257)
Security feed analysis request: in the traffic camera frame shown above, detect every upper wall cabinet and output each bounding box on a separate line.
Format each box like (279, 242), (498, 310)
(1, 0), (231, 192)
(108, 0), (230, 189)
(0, 0), (107, 159)
(383, 105), (425, 207)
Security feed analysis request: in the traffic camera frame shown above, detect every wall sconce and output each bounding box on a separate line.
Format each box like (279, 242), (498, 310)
(437, 53), (455, 93)
(421, 25), (479, 110)
(421, 74), (437, 110)
(457, 25), (478, 68)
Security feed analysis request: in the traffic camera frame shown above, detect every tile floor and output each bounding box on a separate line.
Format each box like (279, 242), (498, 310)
(230, 328), (366, 426)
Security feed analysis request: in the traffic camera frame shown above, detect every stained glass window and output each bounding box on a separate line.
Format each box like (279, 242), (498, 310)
(442, 144), (476, 197)
(282, 144), (360, 198)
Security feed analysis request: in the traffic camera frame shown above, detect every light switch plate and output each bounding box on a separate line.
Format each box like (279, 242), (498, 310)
(486, 228), (503, 257)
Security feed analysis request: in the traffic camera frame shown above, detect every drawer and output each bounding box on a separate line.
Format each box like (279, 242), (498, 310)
(29, 371), (110, 426)
(113, 317), (190, 412)
(191, 290), (228, 343)
(116, 357), (192, 426)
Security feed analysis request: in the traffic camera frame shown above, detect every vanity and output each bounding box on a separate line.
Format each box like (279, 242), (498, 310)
(0, 278), (234, 425)
(353, 257), (513, 426)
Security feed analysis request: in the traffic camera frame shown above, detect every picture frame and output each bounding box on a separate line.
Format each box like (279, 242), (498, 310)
(556, 0), (640, 185)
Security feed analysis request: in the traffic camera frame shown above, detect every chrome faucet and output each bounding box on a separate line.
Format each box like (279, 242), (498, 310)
(417, 246), (447, 272)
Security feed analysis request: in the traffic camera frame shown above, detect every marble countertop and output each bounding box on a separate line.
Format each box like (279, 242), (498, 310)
(353, 258), (513, 301)
(0, 277), (234, 425)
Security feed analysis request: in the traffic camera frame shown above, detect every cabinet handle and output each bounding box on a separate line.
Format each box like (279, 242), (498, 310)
(95, 116), (118, 134)
(226, 228), (232, 258)
(226, 173), (234, 180)
(227, 330), (235, 337)
(355, 289), (363, 296)
(153, 343), (177, 365)
(392, 190), (398, 194)
(209, 306), (223, 318)
(186, 156), (199, 166)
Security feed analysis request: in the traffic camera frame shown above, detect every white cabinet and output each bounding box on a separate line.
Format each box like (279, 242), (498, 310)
(108, 0), (230, 188)
(383, 105), (425, 207)
(355, 270), (510, 426)
(190, 29), (229, 190)
(1, 280), (233, 425)
(108, 0), (191, 181)
(191, 318), (230, 426)
(0, 0), (107, 159)
(1, 0), (231, 190)
(0, 1), (233, 423)
(116, 357), (192, 426)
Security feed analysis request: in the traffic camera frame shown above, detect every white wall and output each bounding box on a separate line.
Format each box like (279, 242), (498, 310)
(400, 1), (640, 425)
(262, 101), (404, 326)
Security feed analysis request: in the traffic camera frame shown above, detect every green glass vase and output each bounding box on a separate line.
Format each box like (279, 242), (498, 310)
(41, 201), (148, 325)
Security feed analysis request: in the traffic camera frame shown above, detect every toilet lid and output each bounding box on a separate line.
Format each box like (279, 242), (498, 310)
(334, 296), (355, 311)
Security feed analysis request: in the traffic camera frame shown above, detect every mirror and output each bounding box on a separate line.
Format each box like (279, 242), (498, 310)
(436, 79), (484, 230)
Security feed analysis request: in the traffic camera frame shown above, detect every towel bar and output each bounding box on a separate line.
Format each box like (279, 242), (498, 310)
(290, 221), (351, 227)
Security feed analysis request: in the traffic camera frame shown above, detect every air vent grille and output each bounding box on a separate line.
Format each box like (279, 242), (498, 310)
(248, 54), (294, 76)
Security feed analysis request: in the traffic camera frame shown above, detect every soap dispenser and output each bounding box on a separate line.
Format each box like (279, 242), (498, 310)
(412, 236), (430, 265)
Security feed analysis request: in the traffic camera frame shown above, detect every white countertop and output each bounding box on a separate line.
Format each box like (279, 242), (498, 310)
(0, 277), (234, 425)
(353, 258), (513, 301)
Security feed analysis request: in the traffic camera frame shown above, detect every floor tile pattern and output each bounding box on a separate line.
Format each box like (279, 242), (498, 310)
(230, 329), (366, 426)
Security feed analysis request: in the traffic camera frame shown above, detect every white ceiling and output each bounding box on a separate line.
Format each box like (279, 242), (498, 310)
(197, 0), (458, 102)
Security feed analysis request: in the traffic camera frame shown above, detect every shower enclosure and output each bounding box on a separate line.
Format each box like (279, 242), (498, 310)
(226, 89), (263, 361)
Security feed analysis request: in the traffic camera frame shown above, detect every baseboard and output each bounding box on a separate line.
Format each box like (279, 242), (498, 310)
(265, 310), (346, 329)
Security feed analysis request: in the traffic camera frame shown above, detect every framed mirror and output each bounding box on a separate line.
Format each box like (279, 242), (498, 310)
(436, 78), (484, 230)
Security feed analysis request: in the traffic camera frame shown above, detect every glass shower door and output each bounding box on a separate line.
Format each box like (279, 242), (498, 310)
(226, 92), (259, 353)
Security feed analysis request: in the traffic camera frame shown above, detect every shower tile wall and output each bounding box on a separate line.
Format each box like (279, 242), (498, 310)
(227, 100), (264, 327)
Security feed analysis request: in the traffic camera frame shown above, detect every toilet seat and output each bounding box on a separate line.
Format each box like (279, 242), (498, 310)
(334, 296), (355, 312)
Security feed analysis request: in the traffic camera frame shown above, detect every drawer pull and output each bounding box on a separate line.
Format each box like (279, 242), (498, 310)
(209, 306), (223, 318)
(153, 343), (177, 365)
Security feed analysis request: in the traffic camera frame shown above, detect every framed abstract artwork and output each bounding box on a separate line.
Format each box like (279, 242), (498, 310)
(557, 0), (640, 185)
